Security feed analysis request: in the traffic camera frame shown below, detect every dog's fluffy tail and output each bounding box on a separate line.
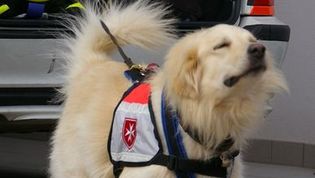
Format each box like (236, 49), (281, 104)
(63, 0), (175, 66)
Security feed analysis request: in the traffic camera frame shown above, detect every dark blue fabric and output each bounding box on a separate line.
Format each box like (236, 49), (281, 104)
(161, 92), (195, 178)
(26, 3), (45, 18)
(161, 92), (173, 156)
(170, 112), (195, 178)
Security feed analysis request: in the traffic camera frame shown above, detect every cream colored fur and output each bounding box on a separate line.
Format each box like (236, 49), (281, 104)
(49, 1), (287, 178)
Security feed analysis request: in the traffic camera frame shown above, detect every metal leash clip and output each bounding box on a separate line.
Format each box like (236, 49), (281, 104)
(130, 64), (146, 75)
(219, 150), (240, 167)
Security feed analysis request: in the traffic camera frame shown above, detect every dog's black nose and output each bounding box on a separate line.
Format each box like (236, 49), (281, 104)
(248, 43), (266, 59)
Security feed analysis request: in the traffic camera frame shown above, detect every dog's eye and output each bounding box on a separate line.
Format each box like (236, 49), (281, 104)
(214, 41), (230, 50)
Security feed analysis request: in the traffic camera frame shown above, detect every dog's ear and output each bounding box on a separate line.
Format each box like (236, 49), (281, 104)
(172, 48), (202, 98)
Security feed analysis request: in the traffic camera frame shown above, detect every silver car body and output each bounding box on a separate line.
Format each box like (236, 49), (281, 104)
(0, 0), (290, 125)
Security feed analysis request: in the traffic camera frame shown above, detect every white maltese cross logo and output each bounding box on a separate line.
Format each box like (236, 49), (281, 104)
(122, 118), (137, 150)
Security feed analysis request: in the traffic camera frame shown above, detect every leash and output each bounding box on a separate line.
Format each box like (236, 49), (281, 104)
(100, 20), (135, 68)
(100, 20), (159, 83)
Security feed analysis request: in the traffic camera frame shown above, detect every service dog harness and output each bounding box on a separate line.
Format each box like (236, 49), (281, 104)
(108, 82), (239, 178)
(101, 20), (240, 178)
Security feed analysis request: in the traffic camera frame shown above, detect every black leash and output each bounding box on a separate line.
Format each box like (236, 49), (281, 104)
(100, 20), (134, 68)
(100, 19), (152, 82)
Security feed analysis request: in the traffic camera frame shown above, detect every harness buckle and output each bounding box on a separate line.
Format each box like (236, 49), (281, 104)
(130, 64), (146, 73)
(220, 150), (240, 167)
(167, 155), (178, 171)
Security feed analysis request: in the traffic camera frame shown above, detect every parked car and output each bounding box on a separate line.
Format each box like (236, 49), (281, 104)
(0, 0), (290, 131)
(0, 0), (290, 177)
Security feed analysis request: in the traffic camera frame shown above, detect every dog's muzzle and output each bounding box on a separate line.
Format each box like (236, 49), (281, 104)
(224, 43), (267, 87)
(248, 43), (266, 70)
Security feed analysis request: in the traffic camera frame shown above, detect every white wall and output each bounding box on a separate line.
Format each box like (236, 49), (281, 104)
(253, 0), (315, 144)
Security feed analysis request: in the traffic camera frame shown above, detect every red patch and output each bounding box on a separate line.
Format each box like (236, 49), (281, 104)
(122, 118), (137, 150)
(123, 83), (150, 104)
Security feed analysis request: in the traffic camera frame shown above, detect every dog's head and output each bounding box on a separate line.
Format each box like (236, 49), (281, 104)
(164, 24), (287, 107)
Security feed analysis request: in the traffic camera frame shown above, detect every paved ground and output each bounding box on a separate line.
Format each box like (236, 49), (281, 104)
(0, 133), (49, 178)
(0, 133), (314, 178)
(244, 162), (315, 178)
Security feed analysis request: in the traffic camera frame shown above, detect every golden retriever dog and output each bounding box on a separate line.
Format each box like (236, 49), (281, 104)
(49, 1), (287, 178)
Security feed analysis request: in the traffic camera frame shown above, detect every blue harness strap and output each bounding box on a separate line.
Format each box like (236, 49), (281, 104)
(161, 92), (196, 178)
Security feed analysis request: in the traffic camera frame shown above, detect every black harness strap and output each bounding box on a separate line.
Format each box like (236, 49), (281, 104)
(151, 154), (227, 178)
(179, 116), (236, 154)
(215, 137), (235, 153)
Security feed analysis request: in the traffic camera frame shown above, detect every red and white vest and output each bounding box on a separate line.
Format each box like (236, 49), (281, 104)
(108, 83), (162, 164)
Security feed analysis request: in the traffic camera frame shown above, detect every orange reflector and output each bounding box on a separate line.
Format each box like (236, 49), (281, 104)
(250, 6), (274, 16)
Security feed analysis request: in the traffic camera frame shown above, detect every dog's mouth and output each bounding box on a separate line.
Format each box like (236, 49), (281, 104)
(224, 43), (268, 87)
(224, 64), (267, 87)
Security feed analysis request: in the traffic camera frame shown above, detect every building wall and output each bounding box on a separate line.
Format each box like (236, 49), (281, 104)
(253, 0), (315, 144)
